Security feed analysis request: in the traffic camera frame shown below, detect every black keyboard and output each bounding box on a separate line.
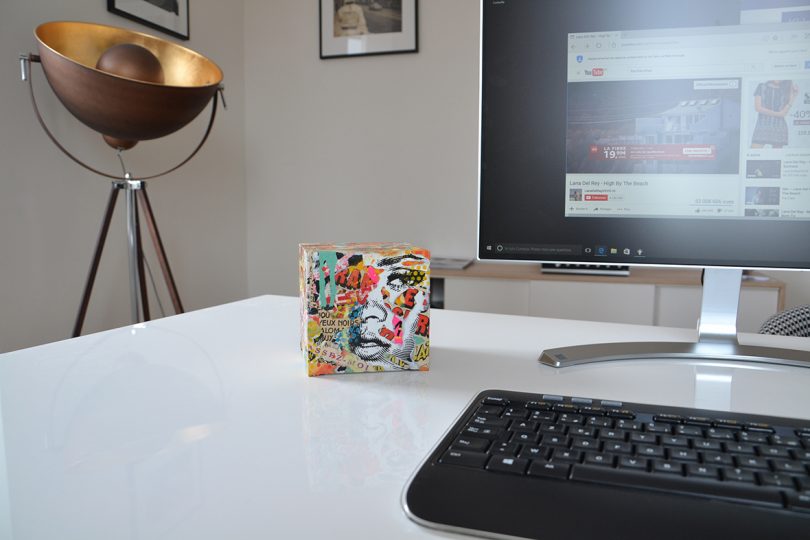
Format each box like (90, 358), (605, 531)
(403, 390), (810, 540)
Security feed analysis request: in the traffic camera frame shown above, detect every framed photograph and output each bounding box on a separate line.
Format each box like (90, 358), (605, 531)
(320, 0), (418, 59)
(108, 0), (190, 41)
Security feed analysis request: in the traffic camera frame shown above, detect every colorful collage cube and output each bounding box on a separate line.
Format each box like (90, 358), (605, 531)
(299, 243), (430, 376)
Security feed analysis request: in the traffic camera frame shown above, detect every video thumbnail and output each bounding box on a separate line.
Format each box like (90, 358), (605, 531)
(566, 79), (742, 175)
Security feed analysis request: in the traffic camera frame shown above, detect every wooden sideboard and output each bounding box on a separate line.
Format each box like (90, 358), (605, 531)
(430, 264), (785, 333)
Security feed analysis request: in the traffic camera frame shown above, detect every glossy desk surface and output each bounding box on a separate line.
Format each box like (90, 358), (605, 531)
(1, 295), (809, 539)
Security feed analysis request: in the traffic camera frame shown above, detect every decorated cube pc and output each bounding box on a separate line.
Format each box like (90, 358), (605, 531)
(299, 243), (430, 376)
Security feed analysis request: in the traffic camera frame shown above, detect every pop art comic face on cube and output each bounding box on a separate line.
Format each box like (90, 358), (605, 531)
(307, 250), (429, 371)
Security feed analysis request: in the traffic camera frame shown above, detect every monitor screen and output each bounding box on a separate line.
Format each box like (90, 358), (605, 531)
(478, 0), (810, 270)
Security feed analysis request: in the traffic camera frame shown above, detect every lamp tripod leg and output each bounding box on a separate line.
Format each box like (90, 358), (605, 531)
(72, 186), (119, 338)
(135, 192), (150, 322)
(137, 188), (184, 314)
(123, 178), (152, 325)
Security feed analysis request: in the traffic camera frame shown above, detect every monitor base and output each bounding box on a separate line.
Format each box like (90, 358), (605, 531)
(539, 340), (810, 369)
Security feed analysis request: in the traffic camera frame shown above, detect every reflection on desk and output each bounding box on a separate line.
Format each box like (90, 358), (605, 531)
(0, 295), (808, 539)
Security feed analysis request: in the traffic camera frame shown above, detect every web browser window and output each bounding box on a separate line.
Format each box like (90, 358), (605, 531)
(564, 22), (810, 220)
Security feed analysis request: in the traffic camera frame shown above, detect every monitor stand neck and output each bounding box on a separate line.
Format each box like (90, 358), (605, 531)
(539, 267), (810, 369)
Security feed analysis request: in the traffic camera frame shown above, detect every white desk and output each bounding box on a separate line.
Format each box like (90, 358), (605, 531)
(1, 295), (809, 539)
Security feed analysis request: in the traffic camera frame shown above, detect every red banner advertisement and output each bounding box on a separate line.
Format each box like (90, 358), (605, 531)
(589, 144), (717, 161)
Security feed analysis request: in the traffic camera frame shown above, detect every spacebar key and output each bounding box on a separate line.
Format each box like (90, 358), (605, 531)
(570, 465), (783, 508)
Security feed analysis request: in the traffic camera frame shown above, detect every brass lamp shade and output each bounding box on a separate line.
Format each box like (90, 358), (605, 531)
(34, 21), (222, 143)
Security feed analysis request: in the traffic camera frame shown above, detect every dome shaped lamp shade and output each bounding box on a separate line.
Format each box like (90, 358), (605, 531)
(34, 21), (222, 147)
(22, 21), (225, 337)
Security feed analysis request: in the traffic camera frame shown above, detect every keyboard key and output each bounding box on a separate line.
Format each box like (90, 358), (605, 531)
(644, 422), (672, 434)
(738, 431), (769, 444)
(572, 437), (600, 451)
(519, 445), (549, 460)
(530, 411), (556, 422)
(693, 439), (722, 452)
(653, 414), (683, 424)
(490, 442), (521, 456)
(771, 459), (805, 474)
(483, 396), (510, 407)
(571, 397), (593, 406)
(558, 413), (584, 425)
(569, 426), (596, 438)
(527, 460), (570, 479)
(600, 400), (623, 408)
(724, 442), (756, 455)
(540, 434), (570, 448)
(759, 473), (799, 489)
(722, 468), (757, 484)
(584, 452), (614, 467)
(553, 403), (579, 413)
(618, 456), (648, 470)
(770, 435), (802, 448)
(463, 425), (508, 440)
(587, 417), (613, 428)
(525, 401), (551, 411)
(441, 449), (488, 468)
(503, 407), (529, 419)
(686, 464), (720, 480)
(487, 456), (529, 475)
(511, 420), (539, 433)
(660, 435), (689, 447)
(452, 436), (490, 452)
(675, 425), (704, 437)
(668, 448), (699, 462)
(715, 419), (744, 430)
(600, 429), (627, 441)
(745, 422), (774, 433)
(636, 445), (665, 459)
(476, 405), (504, 416)
(735, 456), (769, 470)
(603, 441), (633, 455)
(616, 419), (641, 431)
(702, 452), (734, 467)
(706, 428), (736, 440)
(512, 431), (540, 445)
(652, 460), (683, 475)
(471, 415), (511, 429)
(551, 448), (583, 464)
(685, 416), (713, 427)
(540, 394), (564, 402)
(606, 409), (636, 420)
(581, 407), (606, 417)
(571, 465), (782, 508)
(630, 432), (658, 444)
(540, 423), (567, 434)
(758, 446), (791, 459)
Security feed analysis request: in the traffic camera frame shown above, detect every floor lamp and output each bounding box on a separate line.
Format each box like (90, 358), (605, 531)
(20, 21), (224, 337)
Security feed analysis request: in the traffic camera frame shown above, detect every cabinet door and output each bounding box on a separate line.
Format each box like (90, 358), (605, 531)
(655, 286), (780, 333)
(529, 281), (655, 325)
(654, 286), (702, 329)
(738, 288), (780, 333)
(444, 278), (530, 316)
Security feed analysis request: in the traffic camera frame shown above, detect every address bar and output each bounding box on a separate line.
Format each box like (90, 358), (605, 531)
(610, 63), (748, 77)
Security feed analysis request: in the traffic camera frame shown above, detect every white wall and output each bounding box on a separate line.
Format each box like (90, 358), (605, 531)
(0, 0), (248, 353)
(244, 0), (481, 298)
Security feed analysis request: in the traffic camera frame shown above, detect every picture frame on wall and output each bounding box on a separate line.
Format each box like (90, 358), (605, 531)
(320, 0), (418, 59)
(108, 0), (190, 41)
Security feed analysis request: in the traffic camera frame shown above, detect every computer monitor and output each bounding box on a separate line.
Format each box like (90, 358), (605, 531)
(477, 0), (810, 367)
